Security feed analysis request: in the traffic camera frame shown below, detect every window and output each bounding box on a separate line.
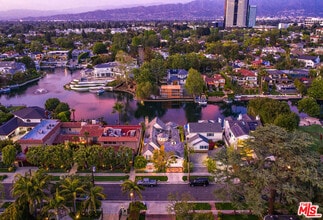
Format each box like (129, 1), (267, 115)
(200, 145), (208, 150)
(207, 133), (214, 137)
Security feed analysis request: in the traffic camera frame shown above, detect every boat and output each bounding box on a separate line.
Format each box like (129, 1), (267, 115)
(96, 88), (105, 96)
(195, 94), (207, 106)
(0, 87), (11, 94)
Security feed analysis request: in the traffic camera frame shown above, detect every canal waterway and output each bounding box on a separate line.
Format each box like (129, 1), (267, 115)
(0, 68), (246, 125)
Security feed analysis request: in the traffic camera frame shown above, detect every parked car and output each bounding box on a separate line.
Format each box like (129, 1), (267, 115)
(137, 178), (157, 187)
(189, 177), (209, 187)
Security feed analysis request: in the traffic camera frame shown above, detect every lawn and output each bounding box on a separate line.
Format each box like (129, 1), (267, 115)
(298, 124), (323, 152)
(219, 214), (260, 220)
(215, 203), (236, 210)
(135, 176), (168, 181)
(193, 203), (211, 210)
(51, 175), (129, 181)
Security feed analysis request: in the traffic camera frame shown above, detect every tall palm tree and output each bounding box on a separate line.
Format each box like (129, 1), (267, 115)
(121, 180), (144, 202)
(11, 170), (51, 218)
(112, 102), (124, 124)
(82, 186), (106, 215)
(59, 176), (86, 213)
(42, 188), (69, 220)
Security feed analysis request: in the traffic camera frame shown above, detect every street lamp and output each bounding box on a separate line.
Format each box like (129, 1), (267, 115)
(130, 192), (134, 203)
(91, 165), (96, 186)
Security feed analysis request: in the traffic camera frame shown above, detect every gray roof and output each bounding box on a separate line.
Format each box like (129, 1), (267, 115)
(0, 117), (37, 135)
(188, 122), (222, 133)
(188, 134), (209, 146)
(225, 114), (261, 138)
(13, 106), (47, 120)
(94, 62), (118, 69)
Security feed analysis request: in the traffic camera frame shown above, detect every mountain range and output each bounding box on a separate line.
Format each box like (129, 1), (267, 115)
(1, 0), (322, 21)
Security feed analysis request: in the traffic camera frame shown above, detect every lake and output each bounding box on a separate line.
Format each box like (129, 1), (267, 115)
(0, 68), (246, 125)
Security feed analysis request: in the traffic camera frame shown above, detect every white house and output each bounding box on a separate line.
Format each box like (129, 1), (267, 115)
(186, 120), (223, 151)
(93, 62), (120, 78)
(223, 114), (261, 149)
(297, 55), (320, 68)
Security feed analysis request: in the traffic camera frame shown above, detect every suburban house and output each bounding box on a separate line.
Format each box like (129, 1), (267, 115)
(93, 62), (120, 78)
(167, 69), (188, 85)
(297, 55), (320, 68)
(142, 117), (184, 172)
(18, 119), (61, 152)
(186, 120), (223, 152)
(0, 106), (48, 141)
(233, 69), (258, 87)
(41, 50), (69, 67)
(0, 61), (26, 75)
(203, 74), (225, 90)
(160, 85), (183, 99)
(223, 114), (262, 149)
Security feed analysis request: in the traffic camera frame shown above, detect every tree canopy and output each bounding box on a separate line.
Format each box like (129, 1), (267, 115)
(297, 97), (320, 117)
(307, 77), (323, 100)
(185, 68), (205, 96)
(212, 125), (323, 217)
(247, 98), (299, 130)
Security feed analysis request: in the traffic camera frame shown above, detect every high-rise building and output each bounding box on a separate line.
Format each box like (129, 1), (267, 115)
(224, 0), (249, 28)
(247, 5), (257, 27)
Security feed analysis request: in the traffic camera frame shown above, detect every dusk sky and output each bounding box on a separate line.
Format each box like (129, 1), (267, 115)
(0, 0), (192, 11)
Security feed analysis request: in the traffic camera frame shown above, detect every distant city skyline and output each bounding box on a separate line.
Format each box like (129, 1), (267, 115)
(0, 0), (192, 11)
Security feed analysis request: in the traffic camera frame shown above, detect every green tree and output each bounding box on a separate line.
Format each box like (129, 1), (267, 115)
(2, 145), (16, 166)
(134, 155), (148, 169)
(136, 81), (153, 100)
(19, 56), (36, 70)
(82, 186), (106, 215)
(115, 50), (134, 86)
(152, 146), (174, 172)
(121, 180), (144, 202)
(45, 98), (60, 112)
(112, 102), (124, 124)
(294, 79), (307, 96)
(92, 42), (107, 55)
(297, 97), (320, 117)
(59, 176), (86, 213)
(185, 68), (205, 96)
(212, 125), (323, 217)
(167, 192), (194, 220)
(203, 157), (217, 173)
(42, 188), (69, 220)
(12, 170), (51, 218)
(308, 77), (323, 100)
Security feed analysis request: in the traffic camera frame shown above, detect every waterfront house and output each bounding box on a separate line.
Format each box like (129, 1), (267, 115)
(223, 114), (261, 149)
(203, 74), (225, 90)
(142, 117), (184, 172)
(167, 69), (188, 85)
(186, 120), (223, 152)
(93, 62), (120, 78)
(160, 85), (183, 99)
(18, 119), (61, 152)
(0, 61), (26, 75)
(0, 106), (48, 141)
(232, 69), (258, 88)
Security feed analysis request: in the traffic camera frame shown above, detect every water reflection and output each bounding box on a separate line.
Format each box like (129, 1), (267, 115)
(0, 68), (246, 125)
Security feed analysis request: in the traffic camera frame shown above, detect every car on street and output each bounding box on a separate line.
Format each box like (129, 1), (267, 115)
(189, 177), (209, 187)
(137, 178), (157, 187)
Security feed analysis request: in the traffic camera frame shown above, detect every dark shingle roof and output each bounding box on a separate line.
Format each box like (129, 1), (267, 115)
(0, 117), (37, 135)
(188, 122), (222, 133)
(13, 106), (47, 120)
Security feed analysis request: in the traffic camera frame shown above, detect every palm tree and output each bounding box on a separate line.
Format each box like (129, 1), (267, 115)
(59, 176), (86, 213)
(42, 188), (69, 220)
(11, 170), (51, 218)
(112, 102), (124, 124)
(121, 180), (144, 203)
(82, 186), (106, 215)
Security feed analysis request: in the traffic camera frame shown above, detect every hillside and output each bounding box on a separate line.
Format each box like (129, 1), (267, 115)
(5, 0), (323, 21)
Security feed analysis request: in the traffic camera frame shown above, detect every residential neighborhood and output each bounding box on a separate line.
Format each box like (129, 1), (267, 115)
(0, 0), (322, 219)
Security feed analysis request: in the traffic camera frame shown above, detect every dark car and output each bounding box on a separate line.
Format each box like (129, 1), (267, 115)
(189, 177), (209, 187)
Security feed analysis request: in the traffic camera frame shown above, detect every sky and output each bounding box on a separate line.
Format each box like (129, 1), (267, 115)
(0, 0), (193, 11)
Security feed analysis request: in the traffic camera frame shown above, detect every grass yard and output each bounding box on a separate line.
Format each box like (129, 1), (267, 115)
(215, 203), (236, 210)
(219, 214), (260, 220)
(135, 176), (168, 181)
(193, 203), (211, 210)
